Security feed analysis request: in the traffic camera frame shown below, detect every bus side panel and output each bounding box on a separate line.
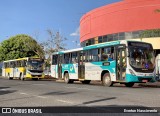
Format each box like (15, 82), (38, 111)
(85, 61), (116, 81)
(51, 65), (57, 78)
(85, 62), (102, 80)
(68, 63), (78, 80)
(16, 67), (26, 78)
(62, 64), (78, 80)
(9, 68), (14, 77)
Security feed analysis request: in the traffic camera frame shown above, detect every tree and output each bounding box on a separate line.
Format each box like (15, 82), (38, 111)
(42, 29), (67, 66)
(0, 34), (44, 61)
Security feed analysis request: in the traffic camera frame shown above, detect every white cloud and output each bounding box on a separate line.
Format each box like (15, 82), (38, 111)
(70, 27), (80, 36)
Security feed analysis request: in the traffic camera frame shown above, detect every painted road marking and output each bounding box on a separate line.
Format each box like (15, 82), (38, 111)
(20, 93), (28, 95)
(34, 95), (47, 99)
(0, 89), (8, 91)
(57, 99), (74, 104)
(19, 93), (46, 99)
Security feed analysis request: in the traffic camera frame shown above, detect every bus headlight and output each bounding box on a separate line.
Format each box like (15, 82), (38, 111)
(129, 69), (136, 76)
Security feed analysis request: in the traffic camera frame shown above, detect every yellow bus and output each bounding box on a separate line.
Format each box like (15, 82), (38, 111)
(2, 57), (44, 80)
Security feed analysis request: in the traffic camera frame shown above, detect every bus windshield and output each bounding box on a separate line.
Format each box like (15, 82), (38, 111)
(27, 60), (43, 70)
(128, 42), (155, 72)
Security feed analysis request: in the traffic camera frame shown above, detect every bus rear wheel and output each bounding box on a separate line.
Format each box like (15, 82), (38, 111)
(125, 83), (134, 87)
(64, 73), (73, 84)
(102, 73), (113, 87)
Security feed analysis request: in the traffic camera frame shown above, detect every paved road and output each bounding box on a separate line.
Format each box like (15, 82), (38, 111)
(0, 77), (160, 108)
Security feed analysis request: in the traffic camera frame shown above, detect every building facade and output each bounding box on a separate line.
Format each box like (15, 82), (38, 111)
(80, 0), (160, 55)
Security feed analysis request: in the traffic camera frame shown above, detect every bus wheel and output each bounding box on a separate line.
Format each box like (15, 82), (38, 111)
(64, 73), (73, 84)
(125, 83), (134, 87)
(81, 80), (91, 84)
(102, 73), (113, 87)
(32, 78), (38, 81)
(8, 74), (13, 80)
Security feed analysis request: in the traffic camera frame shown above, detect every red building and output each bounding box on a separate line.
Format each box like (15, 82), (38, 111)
(80, 0), (160, 52)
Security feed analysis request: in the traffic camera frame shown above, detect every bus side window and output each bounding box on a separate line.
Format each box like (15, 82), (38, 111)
(92, 49), (98, 62)
(11, 61), (15, 68)
(111, 47), (115, 59)
(64, 54), (70, 64)
(52, 55), (58, 65)
(23, 60), (27, 67)
(101, 48), (108, 61)
(3, 63), (6, 68)
(71, 52), (78, 63)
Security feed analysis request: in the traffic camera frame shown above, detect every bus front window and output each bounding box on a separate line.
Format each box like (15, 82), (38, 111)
(27, 60), (44, 71)
(129, 46), (155, 72)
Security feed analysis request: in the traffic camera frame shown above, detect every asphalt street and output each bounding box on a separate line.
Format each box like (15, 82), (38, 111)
(0, 77), (160, 108)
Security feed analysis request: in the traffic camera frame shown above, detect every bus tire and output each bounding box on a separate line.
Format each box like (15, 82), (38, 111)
(8, 74), (13, 80)
(64, 73), (73, 84)
(81, 80), (91, 84)
(125, 83), (134, 87)
(102, 73), (113, 87)
(32, 78), (38, 81)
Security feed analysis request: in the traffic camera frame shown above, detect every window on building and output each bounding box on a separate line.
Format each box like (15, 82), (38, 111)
(125, 32), (132, 39)
(81, 41), (86, 47)
(108, 34), (113, 41)
(91, 38), (95, 45)
(119, 32), (125, 40)
(132, 31), (140, 38)
(103, 35), (108, 42)
(98, 36), (103, 43)
(113, 33), (118, 41)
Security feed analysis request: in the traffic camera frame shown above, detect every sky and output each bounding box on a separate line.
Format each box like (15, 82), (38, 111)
(0, 0), (120, 49)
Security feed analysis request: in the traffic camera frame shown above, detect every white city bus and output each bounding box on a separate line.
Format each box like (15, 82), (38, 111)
(51, 40), (156, 87)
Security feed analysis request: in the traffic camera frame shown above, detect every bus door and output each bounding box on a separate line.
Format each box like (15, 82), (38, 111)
(57, 55), (62, 79)
(10, 61), (14, 77)
(116, 45), (127, 81)
(51, 55), (57, 78)
(78, 51), (85, 79)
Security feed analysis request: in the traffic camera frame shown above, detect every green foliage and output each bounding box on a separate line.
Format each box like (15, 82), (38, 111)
(140, 29), (160, 38)
(0, 34), (44, 62)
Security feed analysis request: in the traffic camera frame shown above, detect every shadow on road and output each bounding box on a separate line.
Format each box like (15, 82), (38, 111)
(0, 90), (16, 95)
(83, 97), (116, 105)
(0, 87), (10, 89)
(42, 91), (78, 96)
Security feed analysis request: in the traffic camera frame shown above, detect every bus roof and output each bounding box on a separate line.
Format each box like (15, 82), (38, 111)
(53, 48), (83, 55)
(52, 40), (152, 55)
(83, 40), (120, 50)
(3, 57), (41, 62)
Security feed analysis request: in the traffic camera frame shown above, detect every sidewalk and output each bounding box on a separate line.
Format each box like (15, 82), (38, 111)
(139, 81), (160, 87)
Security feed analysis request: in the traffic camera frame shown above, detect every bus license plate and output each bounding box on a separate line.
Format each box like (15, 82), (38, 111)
(142, 80), (148, 82)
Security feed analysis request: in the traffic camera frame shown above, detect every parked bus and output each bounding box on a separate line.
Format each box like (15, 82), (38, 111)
(51, 40), (156, 87)
(2, 57), (44, 80)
